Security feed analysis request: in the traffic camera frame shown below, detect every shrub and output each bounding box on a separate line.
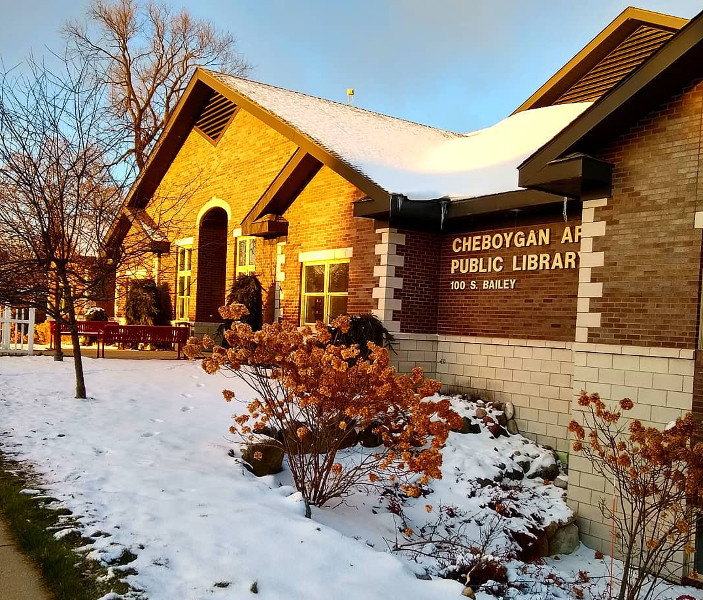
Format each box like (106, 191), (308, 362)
(124, 279), (168, 326)
(186, 303), (461, 511)
(226, 274), (263, 331)
(329, 313), (395, 359)
(34, 321), (53, 345)
(84, 306), (108, 321)
(81, 306), (109, 345)
(569, 391), (703, 600)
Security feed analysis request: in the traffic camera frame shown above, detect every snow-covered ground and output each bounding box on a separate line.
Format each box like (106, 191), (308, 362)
(0, 356), (700, 600)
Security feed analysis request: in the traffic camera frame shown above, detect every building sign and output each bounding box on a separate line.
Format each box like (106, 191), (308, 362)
(449, 225), (581, 291)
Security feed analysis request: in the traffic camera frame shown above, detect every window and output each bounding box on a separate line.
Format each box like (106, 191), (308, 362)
(300, 260), (349, 325)
(236, 236), (257, 277)
(176, 246), (193, 321)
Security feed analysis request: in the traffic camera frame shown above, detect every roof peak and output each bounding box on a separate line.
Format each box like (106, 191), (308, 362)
(201, 68), (461, 137)
(514, 5), (687, 113)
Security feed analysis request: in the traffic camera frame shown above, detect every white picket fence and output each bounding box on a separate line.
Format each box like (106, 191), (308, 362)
(0, 305), (36, 355)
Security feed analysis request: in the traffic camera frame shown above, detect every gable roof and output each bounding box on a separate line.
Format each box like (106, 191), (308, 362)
(514, 7), (686, 113)
(519, 8), (703, 197)
(207, 70), (591, 202)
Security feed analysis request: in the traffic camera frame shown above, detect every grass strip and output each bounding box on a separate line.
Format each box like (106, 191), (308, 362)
(0, 453), (134, 600)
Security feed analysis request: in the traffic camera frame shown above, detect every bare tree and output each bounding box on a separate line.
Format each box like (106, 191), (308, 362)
(0, 54), (135, 398)
(64, 0), (250, 171)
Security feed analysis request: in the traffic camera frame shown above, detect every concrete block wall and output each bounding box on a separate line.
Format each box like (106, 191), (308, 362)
(390, 333), (575, 453)
(437, 336), (574, 452)
(568, 341), (694, 567)
(392, 333), (438, 380)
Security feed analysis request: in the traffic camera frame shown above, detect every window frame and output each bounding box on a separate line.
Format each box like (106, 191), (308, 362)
(175, 245), (193, 322)
(236, 236), (257, 278)
(300, 259), (350, 326)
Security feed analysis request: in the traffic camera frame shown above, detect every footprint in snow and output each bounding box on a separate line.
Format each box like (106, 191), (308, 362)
(150, 418), (164, 423)
(195, 383), (205, 387)
(181, 406), (195, 412)
(181, 393), (192, 398)
(141, 431), (160, 438)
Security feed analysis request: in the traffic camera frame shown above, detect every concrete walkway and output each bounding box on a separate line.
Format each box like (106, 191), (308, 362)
(35, 346), (183, 360)
(0, 514), (51, 600)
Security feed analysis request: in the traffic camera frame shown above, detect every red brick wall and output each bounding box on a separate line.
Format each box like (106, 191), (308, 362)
(281, 166), (377, 324)
(116, 109), (297, 322)
(394, 230), (440, 334)
(589, 77), (703, 349)
(435, 217), (581, 340)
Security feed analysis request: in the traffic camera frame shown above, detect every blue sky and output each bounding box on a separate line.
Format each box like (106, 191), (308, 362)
(1, 0), (700, 133)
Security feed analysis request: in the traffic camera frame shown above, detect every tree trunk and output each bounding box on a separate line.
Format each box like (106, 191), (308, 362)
(53, 282), (64, 362)
(61, 278), (86, 399)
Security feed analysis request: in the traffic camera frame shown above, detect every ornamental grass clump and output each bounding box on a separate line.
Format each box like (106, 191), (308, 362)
(186, 303), (461, 510)
(569, 391), (703, 600)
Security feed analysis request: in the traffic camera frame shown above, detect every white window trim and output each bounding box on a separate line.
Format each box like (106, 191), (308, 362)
(175, 236), (194, 247)
(298, 247), (353, 263)
(300, 258), (350, 326)
(235, 236), (257, 277)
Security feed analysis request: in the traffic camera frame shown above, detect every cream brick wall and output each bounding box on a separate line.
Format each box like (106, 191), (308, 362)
(438, 336), (574, 452)
(372, 228), (404, 334)
(568, 341), (694, 569)
(391, 333), (575, 452)
(391, 333), (438, 380)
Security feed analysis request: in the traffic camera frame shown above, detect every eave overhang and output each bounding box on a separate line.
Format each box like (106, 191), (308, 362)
(519, 9), (703, 199)
(241, 214), (289, 238)
(519, 154), (613, 199)
(359, 188), (569, 232)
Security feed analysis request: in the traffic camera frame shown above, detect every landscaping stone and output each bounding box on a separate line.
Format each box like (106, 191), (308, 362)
(452, 416), (480, 434)
(475, 407), (487, 419)
(242, 442), (284, 477)
(548, 523), (579, 556)
(517, 459), (531, 473)
(358, 425), (383, 448)
(506, 419), (519, 435)
(554, 476), (568, 490)
(504, 401), (515, 420)
(495, 412), (508, 427)
(528, 463), (560, 481)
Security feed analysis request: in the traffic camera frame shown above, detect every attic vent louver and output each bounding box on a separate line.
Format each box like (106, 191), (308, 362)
(554, 25), (676, 105)
(194, 92), (238, 143)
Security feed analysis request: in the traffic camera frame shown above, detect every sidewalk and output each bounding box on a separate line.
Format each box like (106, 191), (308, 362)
(0, 514), (51, 600)
(35, 346), (182, 360)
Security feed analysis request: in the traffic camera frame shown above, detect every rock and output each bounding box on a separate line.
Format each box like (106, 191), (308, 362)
(517, 459), (531, 473)
(495, 412), (508, 427)
(491, 401), (504, 412)
(554, 476), (568, 490)
(504, 401), (515, 420)
(487, 423), (508, 438)
(506, 419), (519, 435)
(505, 469), (524, 481)
(253, 425), (283, 442)
(242, 442), (284, 476)
(461, 586), (475, 598)
(335, 427), (358, 449)
(475, 407), (487, 419)
(548, 523), (579, 556)
(476, 399), (485, 407)
(358, 425), (383, 448)
(467, 420), (482, 434)
(453, 416), (480, 434)
(531, 463), (560, 482)
(513, 527), (550, 562)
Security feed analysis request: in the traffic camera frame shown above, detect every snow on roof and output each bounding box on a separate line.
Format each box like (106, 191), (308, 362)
(208, 71), (592, 201)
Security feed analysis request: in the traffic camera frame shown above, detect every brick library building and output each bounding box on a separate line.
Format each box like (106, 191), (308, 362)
(108, 7), (703, 573)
